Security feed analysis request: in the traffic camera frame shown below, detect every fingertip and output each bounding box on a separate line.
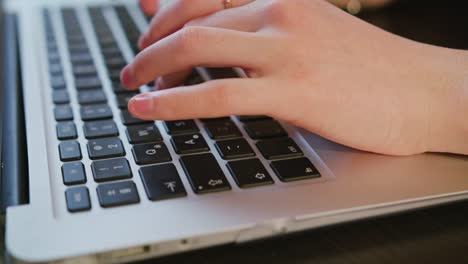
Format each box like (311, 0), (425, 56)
(120, 66), (139, 89)
(128, 93), (155, 119)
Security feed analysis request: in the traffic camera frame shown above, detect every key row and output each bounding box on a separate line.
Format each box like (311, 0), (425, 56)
(65, 155), (320, 212)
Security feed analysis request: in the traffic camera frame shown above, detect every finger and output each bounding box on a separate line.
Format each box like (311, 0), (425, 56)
(185, 2), (264, 32)
(128, 79), (273, 120)
(138, 0), (159, 16)
(122, 27), (273, 89)
(139, 0), (255, 49)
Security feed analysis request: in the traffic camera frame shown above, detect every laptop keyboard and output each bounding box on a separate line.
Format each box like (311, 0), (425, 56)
(43, 6), (321, 213)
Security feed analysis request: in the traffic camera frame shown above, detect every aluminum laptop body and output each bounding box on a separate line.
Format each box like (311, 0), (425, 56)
(4, 0), (468, 263)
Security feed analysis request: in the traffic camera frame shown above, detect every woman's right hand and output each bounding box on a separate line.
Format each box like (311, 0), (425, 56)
(127, 0), (468, 156)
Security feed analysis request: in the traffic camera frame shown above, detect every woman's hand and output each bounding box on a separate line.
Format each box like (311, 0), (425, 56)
(124, 0), (468, 156)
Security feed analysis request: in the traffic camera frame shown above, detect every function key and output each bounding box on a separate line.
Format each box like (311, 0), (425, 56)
(59, 141), (82, 161)
(80, 104), (113, 121)
(65, 186), (91, 212)
(132, 142), (171, 165)
(180, 153), (231, 194)
(139, 164), (187, 201)
(56, 121), (78, 140)
(256, 138), (303, 160)
(120, 110), (152, 126)
(54, 105), (74, 121)
(244, 120), (287, 139)
(215, 138), (255, 160)
(83, 119), (119, 139)
(91, 158), (132, 182)
(164, 120), (198, 135)
(228, 159), (274, 188)
(52, 90), (70, 104)
(204, 120), (242, 140)
(97, 181), (140, 208)
(62, 162), (86, 185)
(87, 137), (125, 160)
(271, 158), (320, 182)
(77, 89), (107, 105)
(171, 134), (209, 155)
(126, 124), (162, 144)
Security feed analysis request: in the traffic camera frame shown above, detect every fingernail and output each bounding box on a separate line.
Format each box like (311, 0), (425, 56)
(129, 93), (154, 116)
(120, 66), (138, 88)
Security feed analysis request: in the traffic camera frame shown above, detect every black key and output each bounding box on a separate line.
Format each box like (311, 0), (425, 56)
(215, 139), (255, 160)
(65, 187), (91, 212)
(112, 82), (134, 93)
(49, 63), (63, 76)
(70, 52), (93, 65)
(102, 46), (122, 58)
(140, 164), (187, 201)
(181, 154), (230, 194)
(97, 181), (140, 208)
(52, 90), (70, 104)
(105, 56), (126, 69)
(83, 120), (119, 139)
(206, 67), (239, 79)
(108, 69), (121, 81)
(59, 141), (82, 161)
(228, 159), (274, 188)
(87, 138), (125, 160)
(120, 110), (152, 126)
(77, 89), (107, 104)
(51, 75), (66, 89)
(91, 158), (132, 182)
(205, 120), (242, 140)
(126, 124), (162, 144)
(164, 120), (198, 135)
(56, 121), (77, 140)
(237, 116), (271, 122)
(116, 92), (138, 108)
(171, 134), (209, 155)
(54, 105), (74, 121)
(256, 138), (303, 160)
(184, 70), (204, 86)
(132, 142), (171, 165)
(244, 120), (287, 139)
(73, 64), (97, 77)
(62, 162), (86, 185)
(200, 117), (231, 123)
(68, 43), (89, 53)
(271, 158), (320, 182)
(75, 76), (102, 90)
(80, 104), (113, 121)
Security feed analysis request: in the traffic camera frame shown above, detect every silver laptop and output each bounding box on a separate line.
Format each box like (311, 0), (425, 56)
(3, 0), (468, 263)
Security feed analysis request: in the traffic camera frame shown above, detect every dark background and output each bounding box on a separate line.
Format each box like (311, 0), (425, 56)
(140, 0), (468, 263)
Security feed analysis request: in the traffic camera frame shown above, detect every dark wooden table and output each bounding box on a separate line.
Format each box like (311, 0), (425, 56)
(140, 1), (468, 263)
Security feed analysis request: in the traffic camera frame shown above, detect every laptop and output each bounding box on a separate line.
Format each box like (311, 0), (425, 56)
(2, 0), (468, 263)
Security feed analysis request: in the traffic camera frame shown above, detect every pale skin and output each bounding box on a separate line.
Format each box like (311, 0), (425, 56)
(120, 0), (468, 156)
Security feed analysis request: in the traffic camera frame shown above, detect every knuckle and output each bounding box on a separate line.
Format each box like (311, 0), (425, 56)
(210, 82), (237, 112)
(263, 0), (298, 25)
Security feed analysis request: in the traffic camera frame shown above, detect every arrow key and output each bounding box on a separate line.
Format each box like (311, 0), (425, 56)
(228, 159), (274, 188)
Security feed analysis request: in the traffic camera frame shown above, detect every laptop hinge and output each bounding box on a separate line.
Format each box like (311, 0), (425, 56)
(0, 12), (29, 219)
